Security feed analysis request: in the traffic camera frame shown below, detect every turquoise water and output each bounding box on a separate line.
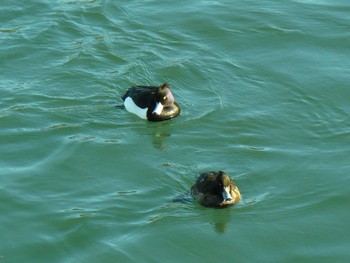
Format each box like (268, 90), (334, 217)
(1, 0), (349, 262)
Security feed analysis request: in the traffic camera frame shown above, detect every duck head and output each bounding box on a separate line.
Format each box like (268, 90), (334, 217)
(215, 171), (234, 202)
(152, 83), (175, 115)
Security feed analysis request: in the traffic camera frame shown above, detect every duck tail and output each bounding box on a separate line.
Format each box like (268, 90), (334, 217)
(115, 104), (125, 109)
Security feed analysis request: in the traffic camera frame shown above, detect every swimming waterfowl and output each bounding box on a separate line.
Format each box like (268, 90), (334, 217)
(191, 171), (241, 208)
(121, 83), (180, 122)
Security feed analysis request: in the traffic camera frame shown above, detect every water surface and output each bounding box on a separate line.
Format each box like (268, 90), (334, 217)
(1, 0), (349, 262)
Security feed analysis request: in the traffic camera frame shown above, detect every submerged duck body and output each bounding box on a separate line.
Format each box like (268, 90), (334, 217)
(121, 83), (180, 122)
(191, 171), (241, 208)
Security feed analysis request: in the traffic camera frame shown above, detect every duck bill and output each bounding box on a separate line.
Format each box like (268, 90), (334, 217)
(152, 102), (164, 115)
(222, 186), (233, 202)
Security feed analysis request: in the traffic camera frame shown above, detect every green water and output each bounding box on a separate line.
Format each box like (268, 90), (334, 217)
(1, 0), (349, 262)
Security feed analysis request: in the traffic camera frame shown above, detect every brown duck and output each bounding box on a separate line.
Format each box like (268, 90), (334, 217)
(191, 171), (241, 208)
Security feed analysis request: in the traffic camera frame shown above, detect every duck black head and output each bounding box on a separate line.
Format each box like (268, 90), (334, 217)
(216, 171), (234, 202)
(152, 83), (175, 115)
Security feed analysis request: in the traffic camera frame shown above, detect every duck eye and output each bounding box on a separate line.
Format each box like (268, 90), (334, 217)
(163, 96), (167, 100)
